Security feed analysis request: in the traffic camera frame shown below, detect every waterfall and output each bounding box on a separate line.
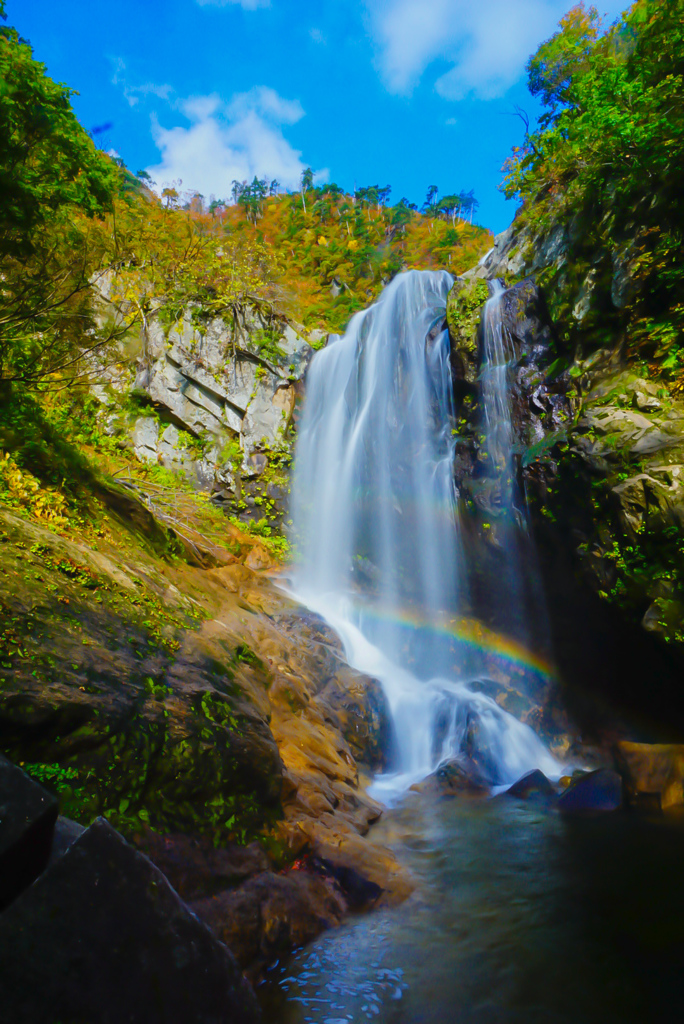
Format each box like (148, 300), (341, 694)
(290, 271), (559, 802)
(479, 280), (551, 656)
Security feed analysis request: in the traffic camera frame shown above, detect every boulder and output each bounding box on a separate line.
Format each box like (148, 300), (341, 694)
(296, 817), (415, 905)
(0, 817), (261, 1024)
(505, 768), (556, 800)
(410, 758), (489, 797)
(557, 768), (622, 813)
(130, 829), (270, 900)
(131, 416), (159, 464)
(48, 815), (85, 864)
(244, 544), (277, 571)
(190, 868), (346, 970)
(615, 741), (684, 809)
(0, 755), (58, 909)
(314, 666), (393, 770)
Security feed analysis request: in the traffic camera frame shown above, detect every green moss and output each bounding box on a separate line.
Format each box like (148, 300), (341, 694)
(446, 279), (489, 352)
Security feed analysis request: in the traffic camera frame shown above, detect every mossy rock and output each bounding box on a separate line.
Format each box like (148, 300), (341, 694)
(446, 279), (489, 386)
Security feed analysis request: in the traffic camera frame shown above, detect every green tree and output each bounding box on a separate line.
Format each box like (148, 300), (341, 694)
(0, 3), (122, 388)
(504, 0), (684, 368)
(527, 3), (602, 116)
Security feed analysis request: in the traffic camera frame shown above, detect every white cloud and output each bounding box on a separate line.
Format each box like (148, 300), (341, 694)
(365, 0), (630, 100)
(145, 87), (320, 198)
(226, 86), (304, 125)
(195, 0), (270, 9)
(110, 57), (172, 108)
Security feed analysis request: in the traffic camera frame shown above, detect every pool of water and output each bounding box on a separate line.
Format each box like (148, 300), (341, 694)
(259, 793), (684, 1023)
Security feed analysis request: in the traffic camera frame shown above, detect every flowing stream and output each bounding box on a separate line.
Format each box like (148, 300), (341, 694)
(261, 795), (684, 1023)
(290, 270), (558, 800)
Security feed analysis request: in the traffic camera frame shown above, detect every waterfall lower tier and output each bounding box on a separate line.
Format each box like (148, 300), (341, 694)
(290, 270), (560, 802)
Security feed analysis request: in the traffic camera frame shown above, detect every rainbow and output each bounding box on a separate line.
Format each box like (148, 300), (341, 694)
(352, 602), (555, 683)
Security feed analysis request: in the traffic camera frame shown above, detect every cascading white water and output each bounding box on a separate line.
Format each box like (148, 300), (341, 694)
(479, 280), (551, 654)
(290, 270), (559, 802)
(481, 280), (516, 508)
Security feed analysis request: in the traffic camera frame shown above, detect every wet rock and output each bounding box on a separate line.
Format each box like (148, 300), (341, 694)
(313, 856), (383, 910)
(244, 544), (278, 571)
(296, 816), (414, 905)
(505, 768), (556, 800)
(130, 829), (270, 899)
(209, 561), (254, 592)
(314, 666), (392, 770)
(190, 868), (347, 971)
(0, 755), (58, 909)
(615, 741), (684, 809)
(410, 758), (489, 797)
(0, 817), (261, 1024)
(557, 768), (622, 813)
(446, 279), (488, 387)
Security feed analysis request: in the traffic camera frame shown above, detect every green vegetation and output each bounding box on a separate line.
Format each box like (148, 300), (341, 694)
(503, 0), (684, 382)
(446, 279), (489, 352)
(222, 176), (491, 333)
(0, 0), (121, 389)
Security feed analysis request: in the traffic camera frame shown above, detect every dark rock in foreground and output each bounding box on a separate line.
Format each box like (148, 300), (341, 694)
(0, 754), (58, 910)
(0, 817), (260, 1024)
(557, 768), (623, 813)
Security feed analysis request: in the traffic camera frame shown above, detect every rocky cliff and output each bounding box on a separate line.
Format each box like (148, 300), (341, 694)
(91, 275), (326, 522)
(445, 218), (684, 742)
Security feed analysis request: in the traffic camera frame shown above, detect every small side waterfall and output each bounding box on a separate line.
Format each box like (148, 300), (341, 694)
(478, 280), (551, 655)
(291, 271), (559, 802)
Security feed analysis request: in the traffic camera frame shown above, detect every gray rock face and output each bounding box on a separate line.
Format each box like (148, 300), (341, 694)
(0, 816), (261, 1024)
(94, 279), (317, 491)
(468, 222), (568, 283)
(611, 242), (639, 309)
(131, 416), (159, 463)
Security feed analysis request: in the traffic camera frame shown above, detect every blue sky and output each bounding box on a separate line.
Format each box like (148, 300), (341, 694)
(13, 0), (629, 233)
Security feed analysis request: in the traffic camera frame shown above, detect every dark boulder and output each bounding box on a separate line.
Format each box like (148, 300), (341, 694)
(411, 758), (490, 797)
(0, 817), (260, 1024)
(557, 768), (623, 813)
(48, 815), (85, 864)
(0, 755), (58, 909)
(313, 857), (383, 910)
(504, 768), (556, 800)
(131, 828), (269, 900)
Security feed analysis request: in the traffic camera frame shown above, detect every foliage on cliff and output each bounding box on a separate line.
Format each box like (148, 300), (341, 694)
(217, 180), (491, 332)
(112, 178), (492, 338)
(503, 0), (684, 378)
